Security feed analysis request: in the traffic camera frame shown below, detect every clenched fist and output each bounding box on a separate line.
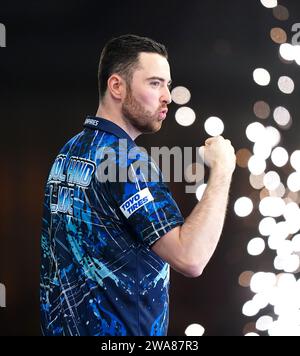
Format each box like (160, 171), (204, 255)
(200, 136), (236, 176)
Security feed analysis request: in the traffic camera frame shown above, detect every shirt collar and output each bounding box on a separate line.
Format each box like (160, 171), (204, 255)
(83, 116), (135, 143)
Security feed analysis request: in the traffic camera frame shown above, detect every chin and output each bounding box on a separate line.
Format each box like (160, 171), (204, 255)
(150, 122), (163, 133)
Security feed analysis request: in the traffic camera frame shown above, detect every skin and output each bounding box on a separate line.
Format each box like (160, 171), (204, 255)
(96, 52), (172, 140)
(96, 52), (236, 278)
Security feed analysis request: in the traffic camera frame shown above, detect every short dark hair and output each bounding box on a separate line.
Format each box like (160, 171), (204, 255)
(98, 34), (168, 100)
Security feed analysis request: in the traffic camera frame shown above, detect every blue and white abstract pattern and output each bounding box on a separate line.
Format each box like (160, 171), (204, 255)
(40, 117), (184, 336)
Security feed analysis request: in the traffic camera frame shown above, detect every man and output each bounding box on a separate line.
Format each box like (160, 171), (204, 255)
(40, 34), (236, 336)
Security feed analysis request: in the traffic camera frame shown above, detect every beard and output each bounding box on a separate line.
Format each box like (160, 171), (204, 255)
(121, 85), (162, 134)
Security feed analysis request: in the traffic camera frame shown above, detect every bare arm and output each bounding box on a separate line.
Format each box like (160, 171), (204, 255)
(151, 136), (236, 278)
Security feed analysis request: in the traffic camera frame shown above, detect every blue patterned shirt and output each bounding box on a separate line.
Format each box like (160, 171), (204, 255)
(40, 116), (184, 336)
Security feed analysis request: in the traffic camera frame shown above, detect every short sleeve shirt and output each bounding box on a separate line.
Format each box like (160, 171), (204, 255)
(40, 116), (184, 336)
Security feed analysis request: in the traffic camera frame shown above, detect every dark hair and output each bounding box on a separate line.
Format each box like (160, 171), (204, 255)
(98, 34), (168, 100)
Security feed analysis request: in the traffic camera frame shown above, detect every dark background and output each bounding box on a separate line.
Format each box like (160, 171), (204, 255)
(0, 0), (300, 336)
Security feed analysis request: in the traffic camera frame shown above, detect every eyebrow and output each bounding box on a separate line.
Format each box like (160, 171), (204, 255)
(147, 77), (172, 86)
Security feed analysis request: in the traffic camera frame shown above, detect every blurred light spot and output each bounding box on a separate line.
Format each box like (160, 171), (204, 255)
(277, 273), (296, 288)
(278, 76), (295, 94)
(265, 126), (281, 148)
(253, 141), (272, 160)
(269, 322), (300, 336)
(236, 149), (252, 168)
(263, 171), (281, 191)
(271, 147), (289, 167)
(260, 0), (277, 8)
(250, 272), (276, 294)
(270, 183), (285, 198)
(204, 116), (224, 137)
(175, 107), (196, 126)
(273, 5), (290, 21)
(283, 255), (300, 273)
(242, 301), (259, 317)
(253, 100), (270, 119)
(196, 184), (207, 201)
(171, 86), (191, 105)
(253, 68), (271, 86)
(287, 190), (300, 204)
(268, 221), (289, 250)
(253, 293), (270, 310)
(279, 43), (295, 61)
(274, 255), (284, 270)
(245, 332), (260, 336)
(290, 151), (300, 171)
(276, 240), (293, 258)
(273, 106), (291, 127)
(250, 173), (265, 190)
(270, 28), (287, 44)
(234, 197), (254, 217)
(254, 292), (271, 310)
(259, 217), (277, 236)
(291, 235), (300, 252)
(287, 172), (300, 192)
(256, 316), (273, 331)
(246, 122), (265, 143)
(259, 197), (285, 217)
(248, 156), (266, 175)
(283, 202), (300, 234)
(185, 324), (205, 336)
(239, 271), (254, 288)
(247, 238), (266, 256)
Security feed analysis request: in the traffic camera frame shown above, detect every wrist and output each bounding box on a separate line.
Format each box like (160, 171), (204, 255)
(210, 165), (233, 181)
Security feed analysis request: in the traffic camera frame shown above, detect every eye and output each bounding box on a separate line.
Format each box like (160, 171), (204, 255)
(150, 81), (160, 87)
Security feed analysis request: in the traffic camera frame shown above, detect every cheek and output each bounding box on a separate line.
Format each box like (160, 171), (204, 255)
(136, 91), (159, 107)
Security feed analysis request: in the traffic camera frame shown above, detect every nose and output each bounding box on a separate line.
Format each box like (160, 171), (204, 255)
(161, 86), (172, 105)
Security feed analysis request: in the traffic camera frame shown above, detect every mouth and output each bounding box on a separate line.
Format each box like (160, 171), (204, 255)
(158, 109), (168, 120)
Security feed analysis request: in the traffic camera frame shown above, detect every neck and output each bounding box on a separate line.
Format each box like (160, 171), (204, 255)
(95, 103), (141, 141)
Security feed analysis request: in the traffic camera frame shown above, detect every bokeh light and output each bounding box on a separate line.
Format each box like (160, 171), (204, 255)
(270, 28), (287, 44)
(234, 197), (254, 217)
(204, 116), (224, 137)
(278, 76), (295, 94)
(273, 5), (290, 21)
(260, 0), (278, 9)
(273, 106), (291, 127)
(253, 100), (271, 120)
(247, 238), (266, 256)
(253, 68), (271, 86)
(171, 86), (191, 105)
(271, 147), (289, 168)
(185, 324), (205, 336)
(175, 107), (196, 126)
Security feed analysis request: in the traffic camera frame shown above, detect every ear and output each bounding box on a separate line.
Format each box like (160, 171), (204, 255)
(107, 74), (125, 100)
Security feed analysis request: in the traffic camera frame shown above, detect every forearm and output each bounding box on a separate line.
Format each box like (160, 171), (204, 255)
(179, 168), (232, 273)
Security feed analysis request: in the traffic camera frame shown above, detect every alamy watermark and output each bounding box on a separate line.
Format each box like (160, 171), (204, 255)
(0, 23), (6, 47)
(292, 23), (300, 46)
(48, 140), (206, 195)
(0, 283), (6, 307)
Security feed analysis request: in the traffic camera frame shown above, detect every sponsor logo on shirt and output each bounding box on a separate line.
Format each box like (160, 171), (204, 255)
(120, 188), (154, 219)
(84, 118), (99, 126)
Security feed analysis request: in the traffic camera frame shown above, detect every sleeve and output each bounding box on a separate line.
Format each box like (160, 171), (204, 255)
(107, 146), (184, 249)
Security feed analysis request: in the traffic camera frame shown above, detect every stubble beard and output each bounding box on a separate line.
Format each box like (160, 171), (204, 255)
(121, 85), (162, 134)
